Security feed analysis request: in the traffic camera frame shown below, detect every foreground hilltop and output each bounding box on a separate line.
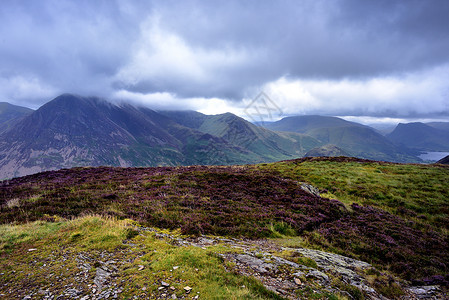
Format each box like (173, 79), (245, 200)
(1, 157), (448, 299)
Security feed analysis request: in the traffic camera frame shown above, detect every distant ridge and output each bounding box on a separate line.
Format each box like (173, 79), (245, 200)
(387, 122), (449, 151)
(262, 115), (419, 162)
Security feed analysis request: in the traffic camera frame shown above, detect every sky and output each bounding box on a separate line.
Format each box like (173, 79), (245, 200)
(1, 0), (449, 124)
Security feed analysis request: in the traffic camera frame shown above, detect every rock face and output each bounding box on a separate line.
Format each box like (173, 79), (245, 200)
(291, 248), (375, 294)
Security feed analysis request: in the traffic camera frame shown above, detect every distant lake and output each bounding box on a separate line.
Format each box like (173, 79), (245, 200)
(418, 152), (449, 161)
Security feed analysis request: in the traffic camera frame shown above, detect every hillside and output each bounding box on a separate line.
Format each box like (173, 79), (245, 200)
(437, 155), (449, 164)
(0, 102), (33, 133)
(186, 112), (320, 161)
(387, 122), (449, 151)
(262, 116), (419, 162)
(427, 122), (449, 132)
(1, 158), (448, 299)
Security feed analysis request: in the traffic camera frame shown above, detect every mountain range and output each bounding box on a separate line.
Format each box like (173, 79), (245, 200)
(0, 93), (447, 179)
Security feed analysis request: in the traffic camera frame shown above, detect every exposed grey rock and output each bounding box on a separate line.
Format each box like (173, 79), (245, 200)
(292, 271), (305, 277)
(235, 254), (275, 274)
(300, 183), (321, 197)
(306, 270), (329, 284)
(65, 288), (82, 297)
(94, 267), (112, 290)
(270, 255), (300, 268)
(289, 247), (376, 294)
(406, 285), (444, 299)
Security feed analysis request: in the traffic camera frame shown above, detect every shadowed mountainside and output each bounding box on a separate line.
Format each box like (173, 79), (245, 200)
(0, 102), (33, 133)
(387, 122), (449, 151)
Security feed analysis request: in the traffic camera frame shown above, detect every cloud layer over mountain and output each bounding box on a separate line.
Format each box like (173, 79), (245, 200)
(1, 0), (448, 121)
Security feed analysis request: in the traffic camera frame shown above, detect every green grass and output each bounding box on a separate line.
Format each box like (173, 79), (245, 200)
(262, 158), (449, 232)
(1, 157), (448, 295)
(0, 215), (283, 299)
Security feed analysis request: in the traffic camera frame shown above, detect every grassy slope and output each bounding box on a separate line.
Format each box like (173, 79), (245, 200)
(262, 157), (449, 232)
(1, 158), (448, 289)
(0, 215), (280, 299)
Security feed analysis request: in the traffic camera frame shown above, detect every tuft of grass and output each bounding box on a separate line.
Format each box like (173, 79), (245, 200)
(275, 249), (318, 268)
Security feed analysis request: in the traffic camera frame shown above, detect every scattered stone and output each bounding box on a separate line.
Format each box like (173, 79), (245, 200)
(28, 248), (37, 252)
(294, 278), (302, 285)
(161, 281), (170, 287)
(94, 267), (112, 290)
(173, 266), (179, 270)
(171, 294), (177, 299)
(138, 265), (145, 271)
(184, 286), (192, 293)
(170, 286), (176, 291)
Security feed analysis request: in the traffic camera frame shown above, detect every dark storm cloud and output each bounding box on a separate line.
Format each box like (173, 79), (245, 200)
(0, 0), (448, 118)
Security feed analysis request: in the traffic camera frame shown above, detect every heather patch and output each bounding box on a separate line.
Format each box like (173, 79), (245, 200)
(1, 159), (448, 287)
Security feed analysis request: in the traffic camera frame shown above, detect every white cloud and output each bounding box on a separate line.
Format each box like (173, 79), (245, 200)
(0, 75), (58, 108)
(262, 65), (449, 117)
(114, 16), (252, 94)
(112, 89), (242, 116)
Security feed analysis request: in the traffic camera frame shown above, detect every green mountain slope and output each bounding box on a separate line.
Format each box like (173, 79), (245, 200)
(263, 116), (419, 162)
(161, 111), (321, 161)
(263, 115), (363, 133)
(197, 113), (320, 160)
